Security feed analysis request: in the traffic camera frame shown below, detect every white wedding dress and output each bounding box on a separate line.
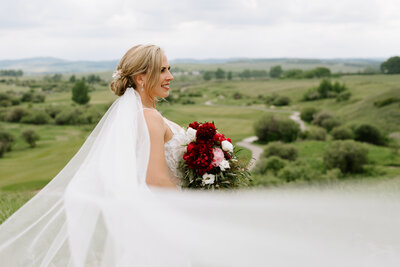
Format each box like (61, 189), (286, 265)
(0, 88), (400, 266)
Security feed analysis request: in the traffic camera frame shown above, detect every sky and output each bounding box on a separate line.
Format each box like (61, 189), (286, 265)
(1, 0), (399, 61)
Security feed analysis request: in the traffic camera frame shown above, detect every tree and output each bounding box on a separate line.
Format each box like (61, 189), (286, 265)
(227, 71), (232, 80)
(381, 56), (400, 74)
(313, 67), (331, 78)
(69, 75), (76, 83)
(72, 79), (90, 105)
(87, 74), (101, 83)
(202, 71), (213, 81)
(215, 68), (226, 79)
(239, 69), (251, 79)
(51, 74), (62, 82)
(21, 129), (40, 148)
(269, 65), (283, 78)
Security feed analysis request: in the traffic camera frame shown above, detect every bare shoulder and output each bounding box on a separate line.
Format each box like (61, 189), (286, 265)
(143, 109), (165, 133)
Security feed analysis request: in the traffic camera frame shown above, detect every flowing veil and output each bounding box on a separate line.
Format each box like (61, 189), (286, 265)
(0, 88), (400, 266)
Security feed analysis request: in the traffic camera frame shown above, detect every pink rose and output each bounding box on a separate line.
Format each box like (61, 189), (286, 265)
(212, 148), (225, 167)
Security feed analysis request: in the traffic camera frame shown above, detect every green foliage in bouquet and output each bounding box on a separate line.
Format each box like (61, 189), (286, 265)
(178, 147), (251, 190)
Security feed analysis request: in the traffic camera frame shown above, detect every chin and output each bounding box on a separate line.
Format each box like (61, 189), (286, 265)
(160, 90), (169, 98)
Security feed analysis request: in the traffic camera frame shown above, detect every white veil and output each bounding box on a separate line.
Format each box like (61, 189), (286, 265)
(0, 87), (400, 266)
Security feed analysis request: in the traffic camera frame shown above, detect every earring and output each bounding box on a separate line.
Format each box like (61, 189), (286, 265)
(140, 84), (144, 92)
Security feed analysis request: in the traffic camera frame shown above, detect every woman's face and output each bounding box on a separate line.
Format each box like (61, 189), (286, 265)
(153, 54), (174, 98)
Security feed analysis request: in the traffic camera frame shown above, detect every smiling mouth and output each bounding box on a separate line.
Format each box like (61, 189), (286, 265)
(161, 84), (170, 89)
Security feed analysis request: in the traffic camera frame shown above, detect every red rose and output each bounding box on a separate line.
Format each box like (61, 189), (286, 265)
(183, 142), (214, 175)
(196, 122), (217, 141)
(188, 121), (200, 130)
(186, 142), (196, 153)
(213, 132), (225, 143)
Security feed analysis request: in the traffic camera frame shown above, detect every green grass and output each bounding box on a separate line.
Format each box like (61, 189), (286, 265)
(0, 190), (35, 224)
(0, 123), (87, 190)
(1, 73), (400, 223)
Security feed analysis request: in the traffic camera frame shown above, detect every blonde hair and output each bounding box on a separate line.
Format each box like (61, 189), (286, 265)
(110, 44), (163, 97)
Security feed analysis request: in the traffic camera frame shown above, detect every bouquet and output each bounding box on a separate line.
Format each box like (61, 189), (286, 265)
(178, 121), (251, 190)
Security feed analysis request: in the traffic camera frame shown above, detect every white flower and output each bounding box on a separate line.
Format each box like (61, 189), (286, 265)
(186, 127), (197, 142)
(219, 160), (230, 171)
(112, 69), (122, 80)
(202, 173), (215, 185)
(221, 140), (233, 153)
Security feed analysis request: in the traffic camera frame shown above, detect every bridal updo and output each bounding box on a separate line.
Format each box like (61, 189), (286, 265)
(110, 44), (163, 96)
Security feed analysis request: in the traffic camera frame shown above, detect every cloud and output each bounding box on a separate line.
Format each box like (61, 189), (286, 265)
(0, 0), (399, 60)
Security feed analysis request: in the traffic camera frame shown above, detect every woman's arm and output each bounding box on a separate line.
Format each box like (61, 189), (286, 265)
(143, 110), (177, 189)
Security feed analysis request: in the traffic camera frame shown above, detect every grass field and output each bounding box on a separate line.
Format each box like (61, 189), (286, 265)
(1, 73), (399, 223)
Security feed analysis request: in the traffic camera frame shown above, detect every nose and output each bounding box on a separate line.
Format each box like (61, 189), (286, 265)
(167, 70), (174, 81)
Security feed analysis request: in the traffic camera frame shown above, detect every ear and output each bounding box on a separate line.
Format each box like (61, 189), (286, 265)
(134, 73), (146, 87)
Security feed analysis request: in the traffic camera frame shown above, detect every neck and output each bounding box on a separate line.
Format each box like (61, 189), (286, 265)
(138, 90), (156, 109)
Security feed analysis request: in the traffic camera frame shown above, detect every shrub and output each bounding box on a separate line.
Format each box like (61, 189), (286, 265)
(323, 140), (368, 173)
(233, 92), (243, 99)
(4, 107), (28, 122)
(312, 110), (334, 126)
(277, 165), (304, 182)
(0, 130), (15, 156)
(303, 127), (326, 141)
(20, 110), (51, 124)
(45, 105), (63, 118)
(273, 96), (291, 106)
(283, 69), (303, 79)
(263, 141), (298, 161)
(336, 91), (351, 102)
(0, 100), (11, 107)
(254, 114), (300, 143)
(300, 107), (319, 122)
(303, 80), (349, 101)
(32, 93), (45, 103)
(77, 107), (103, 124)
(55, 108), (82, 125)
(253, 156), (286, 175)
(21, 91), (33, 102)
(265, 93), (278, 105)
(312, 111), (340, 131)
(302, 88), (321, 101)
(374, 97), (400, 108)
(180, 98), (195, 105)
(10, 97), (21, 105)
(320, 117), (341, 132)
(353, 124), (387, 146)
(331, 126), (354, 140)
(21, 129), (40, 148)
(320, 168), (342, 182)
(277, 162), (323, 183)
(317, 79), (332, 98)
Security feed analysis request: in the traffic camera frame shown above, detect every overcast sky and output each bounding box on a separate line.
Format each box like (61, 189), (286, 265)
(1, 0), (399, 61)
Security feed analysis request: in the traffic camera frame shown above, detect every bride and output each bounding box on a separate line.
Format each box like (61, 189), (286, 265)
(0, 44), (399, 267)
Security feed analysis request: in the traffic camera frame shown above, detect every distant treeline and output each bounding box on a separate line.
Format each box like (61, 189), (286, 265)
(0, 69), (23, 77)
(202, 66), (334, 80)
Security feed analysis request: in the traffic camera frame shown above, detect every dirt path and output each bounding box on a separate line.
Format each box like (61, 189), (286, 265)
(203, 100), (307, 169)
(234, 107), (306, 169)
(290, 111), (306, 131)
(236, 136), (263, 171)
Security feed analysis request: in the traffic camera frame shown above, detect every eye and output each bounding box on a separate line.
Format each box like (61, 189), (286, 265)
(161, 66), (171, 72)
